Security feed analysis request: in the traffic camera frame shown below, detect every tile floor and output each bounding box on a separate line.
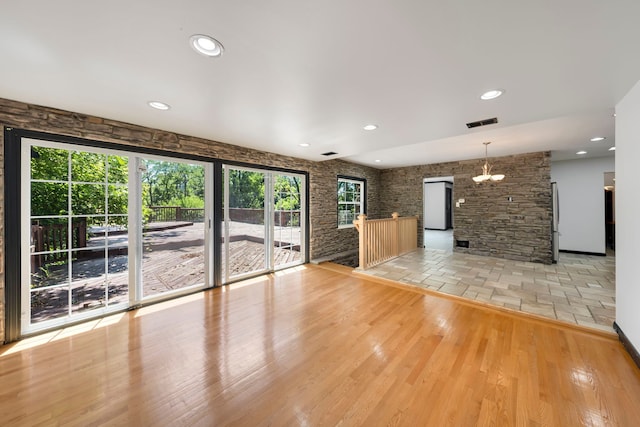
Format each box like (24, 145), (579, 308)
(359, 249), (616, 332)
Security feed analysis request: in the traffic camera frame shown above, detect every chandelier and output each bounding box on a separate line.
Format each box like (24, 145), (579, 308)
(472, 142), (505, 183)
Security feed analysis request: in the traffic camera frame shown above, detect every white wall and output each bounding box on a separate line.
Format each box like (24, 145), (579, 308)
(424, 182), (446, 229)
(616, 79), (640, 351)
(551, 157), (614, 253)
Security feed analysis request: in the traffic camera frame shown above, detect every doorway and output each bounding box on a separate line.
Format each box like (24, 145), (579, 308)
(604, 172), (615, 252)
(423, 177), (454, 251)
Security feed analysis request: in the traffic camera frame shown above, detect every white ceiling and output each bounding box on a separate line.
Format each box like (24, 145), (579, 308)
(1, 1), (637, 168)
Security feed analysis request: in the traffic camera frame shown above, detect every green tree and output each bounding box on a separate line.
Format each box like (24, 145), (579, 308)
(30, 147), (129, 226)
(274, 175), (300, 210)
(142, 160), (205, 207)
(228, 170), (264, 209)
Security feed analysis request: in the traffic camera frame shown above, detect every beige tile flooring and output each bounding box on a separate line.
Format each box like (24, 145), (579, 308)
(359, 249), (616, 332)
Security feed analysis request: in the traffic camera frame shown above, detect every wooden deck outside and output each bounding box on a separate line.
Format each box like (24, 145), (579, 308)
(30, 222), (302, 323)
(3, 265), (640, 425)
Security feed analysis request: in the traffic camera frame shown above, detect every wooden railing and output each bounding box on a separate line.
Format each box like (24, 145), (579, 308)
(31, 220), (87, 268)
(148, 206), (205, 222)
(353, 212), (418, 270)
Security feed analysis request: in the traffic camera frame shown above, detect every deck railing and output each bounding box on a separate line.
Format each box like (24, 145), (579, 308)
(31, 219), (87, 268)
(148, 206), (205, 222)
(353, 212), (418, 269)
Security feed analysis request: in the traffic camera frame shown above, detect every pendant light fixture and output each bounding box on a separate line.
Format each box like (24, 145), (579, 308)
(472, 142), (505, 183)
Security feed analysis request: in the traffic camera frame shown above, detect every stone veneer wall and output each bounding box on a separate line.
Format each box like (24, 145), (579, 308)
(0, 97), (380, 343)
(379, 151), (552, 264)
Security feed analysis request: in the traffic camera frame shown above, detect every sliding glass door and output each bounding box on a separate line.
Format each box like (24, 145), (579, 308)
(21, 139), (213, 334)
(273, 173), (304, 268)
(223, 166), (269, 281)
(222, 165), (305, 283)
(22, 141), (131, 328)
(140, 158), (209, 298)
(18, 136), (305, 335)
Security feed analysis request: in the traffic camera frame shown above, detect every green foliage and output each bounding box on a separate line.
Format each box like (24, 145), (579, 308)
(274, 175), (301, 211)
(168, 195), (205, 208)
(228, 169), (264, 209)
(30, 147), (206, 227)
(143, 160), (205, 207)
(31, 146), (68, 181)
(30, 147), (129, 222)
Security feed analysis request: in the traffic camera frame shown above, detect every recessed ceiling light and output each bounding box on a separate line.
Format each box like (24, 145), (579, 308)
(590, 137), (606, 142)
(375, 159), (381, 163)
(480, 89), (504, 100)
(190, 34), (224, 57)
(148, 101), (170, 110)
(609, 146), (616, 151)
(576, 150), (587, 155)
(363, 124), (378, 131)
(299, 143), (310, 147)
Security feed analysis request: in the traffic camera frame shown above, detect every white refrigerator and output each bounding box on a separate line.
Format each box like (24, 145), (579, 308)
(552, 182), (559, 262)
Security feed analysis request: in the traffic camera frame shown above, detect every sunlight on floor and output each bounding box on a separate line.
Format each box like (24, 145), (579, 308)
(224, 265), (308, 291)
(0, 312), (127, 357)
(3, 265), (309, 357)
(134, 292), (204, 318)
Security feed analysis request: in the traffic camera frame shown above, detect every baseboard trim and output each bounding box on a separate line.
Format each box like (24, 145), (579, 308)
(613, 322), (640, 369)
(560, 250), (606, 257)
(313, 261), (355, 275)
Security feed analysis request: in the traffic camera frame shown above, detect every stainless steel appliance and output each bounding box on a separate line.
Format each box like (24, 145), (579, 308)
(552, 182), (559, 262)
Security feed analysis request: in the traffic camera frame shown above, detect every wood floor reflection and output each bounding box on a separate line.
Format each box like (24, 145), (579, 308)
(1, 264), (639, 426)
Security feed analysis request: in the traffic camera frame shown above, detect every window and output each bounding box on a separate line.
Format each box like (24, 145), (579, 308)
(337, 177), (365, 228)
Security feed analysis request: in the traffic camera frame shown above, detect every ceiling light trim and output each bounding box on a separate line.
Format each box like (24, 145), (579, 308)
(148, 101), (170, 110)
(189, 34), (224, 57)
(480, 89), (504, 100)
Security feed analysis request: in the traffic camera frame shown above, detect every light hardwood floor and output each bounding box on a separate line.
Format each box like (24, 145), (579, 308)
(1, 264), (639, 426)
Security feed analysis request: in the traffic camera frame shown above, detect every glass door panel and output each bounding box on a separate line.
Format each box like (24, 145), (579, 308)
(223, 166), (269, 282)
(140, 159), (206, 298)
(24, 142), (129, 331)
(273, 174), (304, 268)
(22, 139), (214, 335)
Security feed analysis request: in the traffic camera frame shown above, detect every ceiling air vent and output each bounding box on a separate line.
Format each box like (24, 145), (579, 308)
(466, 117), (498, 129)
(321, 151), (338, 156)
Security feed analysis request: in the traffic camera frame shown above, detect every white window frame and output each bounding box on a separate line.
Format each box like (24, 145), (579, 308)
(337, 177), (365, 229)
(20, 138), (214, 335)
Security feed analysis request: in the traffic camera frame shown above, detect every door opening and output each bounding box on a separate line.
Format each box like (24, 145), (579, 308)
(604, 172), (615, 252)
(423, 177), (454, 251)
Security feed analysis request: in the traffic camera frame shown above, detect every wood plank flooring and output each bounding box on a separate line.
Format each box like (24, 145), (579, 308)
(1, 264), (639, 426)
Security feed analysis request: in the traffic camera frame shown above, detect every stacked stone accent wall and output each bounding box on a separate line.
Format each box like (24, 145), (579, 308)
(380, 152), (552, 264)
(308, 159), (380, 260)
(0, 97), (380, 343)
